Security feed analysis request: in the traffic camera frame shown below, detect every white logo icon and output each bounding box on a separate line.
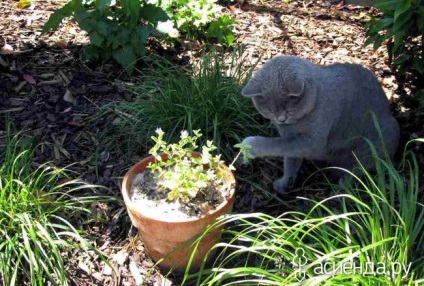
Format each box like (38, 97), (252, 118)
(293, 248), (307, 281)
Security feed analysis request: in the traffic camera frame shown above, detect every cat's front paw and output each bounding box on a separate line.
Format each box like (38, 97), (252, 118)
(273, 176), (295, 195)
(241, 136), (258, 158)
(273, 179), (289, 194)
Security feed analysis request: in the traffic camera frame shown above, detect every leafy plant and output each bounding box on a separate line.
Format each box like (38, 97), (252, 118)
(185, 138), (424, 285)
(0, 125), (107, 285)
(43, 0), (172, 75)
(43, 0), (235, 74)
(364, 0), (424, 75)
(94, 49), (270, 162)
(156, 0), (218, 30)
(147, 128), (225, 202)
(153, 0), (236, 45)
(206, 15), (237, 46)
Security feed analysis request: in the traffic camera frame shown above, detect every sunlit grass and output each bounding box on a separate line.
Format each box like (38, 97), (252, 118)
(185, 139), (424, 285)
(0, 126), (108, 285)
(94, 48), (271, 162)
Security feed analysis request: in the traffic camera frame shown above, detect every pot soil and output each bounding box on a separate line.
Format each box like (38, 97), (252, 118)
(121, 152), (236, 272)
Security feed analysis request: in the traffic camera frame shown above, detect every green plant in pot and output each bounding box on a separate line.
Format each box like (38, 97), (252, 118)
(121, 128), (236, 272)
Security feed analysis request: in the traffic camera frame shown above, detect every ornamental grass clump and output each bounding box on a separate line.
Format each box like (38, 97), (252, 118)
(0, 126), (106, 286)
(185, 138), (424, 285)
(94, 49), (270, 162)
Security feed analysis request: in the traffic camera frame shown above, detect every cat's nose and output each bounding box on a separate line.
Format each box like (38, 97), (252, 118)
(277, 114), (287, 122)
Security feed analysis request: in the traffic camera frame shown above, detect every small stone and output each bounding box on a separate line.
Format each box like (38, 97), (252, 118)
(112, 250), (129, 266)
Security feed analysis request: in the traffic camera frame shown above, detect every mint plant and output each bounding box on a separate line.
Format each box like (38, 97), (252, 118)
(147, 129), (226, 202)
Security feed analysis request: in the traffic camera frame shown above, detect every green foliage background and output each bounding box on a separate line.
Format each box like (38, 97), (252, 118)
(43, 0), (236, 74)
(365, 0), (424, 76)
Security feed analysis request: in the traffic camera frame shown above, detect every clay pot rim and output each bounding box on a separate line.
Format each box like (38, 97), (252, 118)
(122, 152), (236, 224)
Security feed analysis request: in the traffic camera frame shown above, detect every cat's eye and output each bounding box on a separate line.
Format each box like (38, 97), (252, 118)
(288, 96), (301, 102)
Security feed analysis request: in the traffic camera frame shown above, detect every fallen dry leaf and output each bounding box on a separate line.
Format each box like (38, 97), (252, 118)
(23, 74), (36, 84)
(16, 0), (31, 9)
(228, 5), (242, 15)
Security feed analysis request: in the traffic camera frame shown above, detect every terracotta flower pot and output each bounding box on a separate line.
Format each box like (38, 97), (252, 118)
(121, 152), (236, 272)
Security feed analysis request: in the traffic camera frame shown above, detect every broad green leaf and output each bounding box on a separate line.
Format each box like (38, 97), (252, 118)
(78, 18), (98, 33)
(414, 89), (424, 110)
(96, 21), (108, 36)
(122, 0), (140, 27)
(368, 18), (394, 34)
(223, 33), (235, 46)
(364, 35), (376, 48)
(81, 46), (100, 60)
(130, 26), (153, 50)
(418, 6), (424, 33)
(393, 9), (413, 34)
(43, 10), (66, 32)
(207, 15), (236, 46)
(74, 11), (93, 21)
(112, 45), (137, 75)
(375, 0), (398, 14)
(111, 27), (131, 49)
(394, 0), (411, 22)
(136, 26), (154, 43)
(372, 34), (386, 51)
(89, 31), (104, 46)
(412, 58), (424, 74)
(140, 4), (169, 23)
(42, 1), (78, 33)
(96, 0), (111, 12)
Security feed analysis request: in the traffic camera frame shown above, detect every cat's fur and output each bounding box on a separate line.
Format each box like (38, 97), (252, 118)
(241, 55), (400, 194)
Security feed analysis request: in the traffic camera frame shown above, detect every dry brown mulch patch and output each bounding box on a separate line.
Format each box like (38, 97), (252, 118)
(1, 0), (423, 285)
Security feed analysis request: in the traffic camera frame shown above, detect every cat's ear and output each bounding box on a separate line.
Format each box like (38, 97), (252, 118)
(288, 78), (305, 97)
(241, 80), (262, 97)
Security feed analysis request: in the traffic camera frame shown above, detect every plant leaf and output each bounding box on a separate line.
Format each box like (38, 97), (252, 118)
(417, 6), (424, 34)
(89, 31), (104, 46)
(112, 45), (136, 75)
(96, 0), (111, 13)
(42, 0), (82, 33)
(140, 4), (169, 23)
(375, 0), (397, 14)
(17, 0), (31, 9)
(394, 0), (411, 22)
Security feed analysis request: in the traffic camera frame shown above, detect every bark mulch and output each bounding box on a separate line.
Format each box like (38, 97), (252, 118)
(1, 0), (423, 285)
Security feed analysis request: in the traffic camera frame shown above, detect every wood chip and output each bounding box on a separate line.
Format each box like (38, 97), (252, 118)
(0, 107), (24, 114)
(14, 81), (26, 92)
(129, 260), (144, 285)
(63, 89), (76, 105)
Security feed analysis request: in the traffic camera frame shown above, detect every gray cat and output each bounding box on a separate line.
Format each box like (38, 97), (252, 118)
(241, 55), (400, 194)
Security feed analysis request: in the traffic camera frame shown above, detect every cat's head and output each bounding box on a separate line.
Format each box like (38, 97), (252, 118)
(242, 55), (317, 124)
